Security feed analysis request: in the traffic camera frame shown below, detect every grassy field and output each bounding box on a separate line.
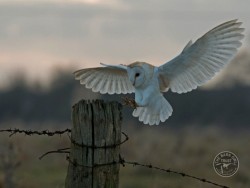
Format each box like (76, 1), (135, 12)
(0, 124), (249, 188)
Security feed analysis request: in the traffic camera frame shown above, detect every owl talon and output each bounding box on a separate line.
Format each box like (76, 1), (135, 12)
(122, 97), (138, 109)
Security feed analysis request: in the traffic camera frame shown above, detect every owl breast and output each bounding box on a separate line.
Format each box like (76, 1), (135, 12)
(134, 69), (160, 106)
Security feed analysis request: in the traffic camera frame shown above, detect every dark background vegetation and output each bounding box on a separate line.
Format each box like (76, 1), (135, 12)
(1, 52), (250, 128)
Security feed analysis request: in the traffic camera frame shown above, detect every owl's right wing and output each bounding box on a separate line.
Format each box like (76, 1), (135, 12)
(74, 66), (135, 94)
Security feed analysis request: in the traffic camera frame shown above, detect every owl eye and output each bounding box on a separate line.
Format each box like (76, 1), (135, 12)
(135, 73), (140, 77)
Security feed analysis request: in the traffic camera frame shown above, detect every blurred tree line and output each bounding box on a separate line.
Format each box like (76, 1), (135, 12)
(0, 51), (250, 128)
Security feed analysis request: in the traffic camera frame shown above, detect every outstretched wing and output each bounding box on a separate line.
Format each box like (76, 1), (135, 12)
(74, 65), (134, 94)
(159, 19), (244, 93)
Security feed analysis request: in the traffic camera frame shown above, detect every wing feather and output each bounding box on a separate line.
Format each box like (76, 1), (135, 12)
(74, 67), (134, 94)
(120, 76), (128, 94)
(159, 19), (244, 93)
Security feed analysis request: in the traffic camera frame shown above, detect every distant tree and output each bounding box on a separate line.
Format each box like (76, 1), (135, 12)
(209, 50), (250, 88)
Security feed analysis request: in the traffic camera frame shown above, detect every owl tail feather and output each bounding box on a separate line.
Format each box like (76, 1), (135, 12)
(132, 95), (173, 125)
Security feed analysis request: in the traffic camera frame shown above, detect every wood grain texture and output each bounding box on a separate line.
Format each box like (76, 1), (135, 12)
(65, 100), (122, 188)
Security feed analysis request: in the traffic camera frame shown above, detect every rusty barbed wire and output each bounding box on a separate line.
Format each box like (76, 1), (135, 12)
(66, 155), (119, 168)
(38, 132), (129, 159)
(64, 154), (229, 188)
(119, 156), (229, 188)
(0, 128), (229, 188)
(39, 148), (70, 160)
(0, 128), (71, 137)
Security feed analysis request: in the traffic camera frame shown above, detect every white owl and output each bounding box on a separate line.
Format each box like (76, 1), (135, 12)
(74, 19), (244, 125)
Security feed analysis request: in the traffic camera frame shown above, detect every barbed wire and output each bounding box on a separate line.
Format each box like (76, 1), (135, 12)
(64, 154), (229, 188)
(0, 128), (71, 137)
(39, 148), (70, 160)
(119, 157), (229, 188)
(70, 132), (129, 149)
(38, 132), (128, 160)
(0, 128), (229, 188)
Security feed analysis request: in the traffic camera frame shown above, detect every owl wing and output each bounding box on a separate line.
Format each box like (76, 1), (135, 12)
(74, 65), (134, 94)
(158, 19), (244, 93)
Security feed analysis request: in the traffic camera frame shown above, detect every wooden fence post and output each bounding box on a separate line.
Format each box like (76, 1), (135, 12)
(65, 100), (122, 188)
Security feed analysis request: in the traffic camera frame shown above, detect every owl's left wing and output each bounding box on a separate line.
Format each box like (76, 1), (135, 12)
(158, 19), (244, 94)
(74, 64), (134, 94)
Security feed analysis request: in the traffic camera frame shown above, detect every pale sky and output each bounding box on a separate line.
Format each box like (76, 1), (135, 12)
(0, 0), (250, 87)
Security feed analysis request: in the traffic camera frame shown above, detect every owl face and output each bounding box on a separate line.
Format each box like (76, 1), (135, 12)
(127, 66), (145, 88)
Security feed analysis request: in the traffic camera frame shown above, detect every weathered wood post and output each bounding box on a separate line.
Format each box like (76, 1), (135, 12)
(65, 100), (122, 188)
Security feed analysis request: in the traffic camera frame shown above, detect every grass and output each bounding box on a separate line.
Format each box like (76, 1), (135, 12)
(0, 124), (249, 188)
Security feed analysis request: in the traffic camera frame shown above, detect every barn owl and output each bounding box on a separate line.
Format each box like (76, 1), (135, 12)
(74, 19), (244, 125)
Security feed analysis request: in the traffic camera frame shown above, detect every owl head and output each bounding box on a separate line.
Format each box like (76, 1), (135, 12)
(127, 62), (155, 88)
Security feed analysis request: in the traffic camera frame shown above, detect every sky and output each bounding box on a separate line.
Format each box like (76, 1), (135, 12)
(0, 0), (250, 88)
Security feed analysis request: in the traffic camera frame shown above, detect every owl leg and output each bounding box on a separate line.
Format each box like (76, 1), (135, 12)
(122, 97), (138, 109)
